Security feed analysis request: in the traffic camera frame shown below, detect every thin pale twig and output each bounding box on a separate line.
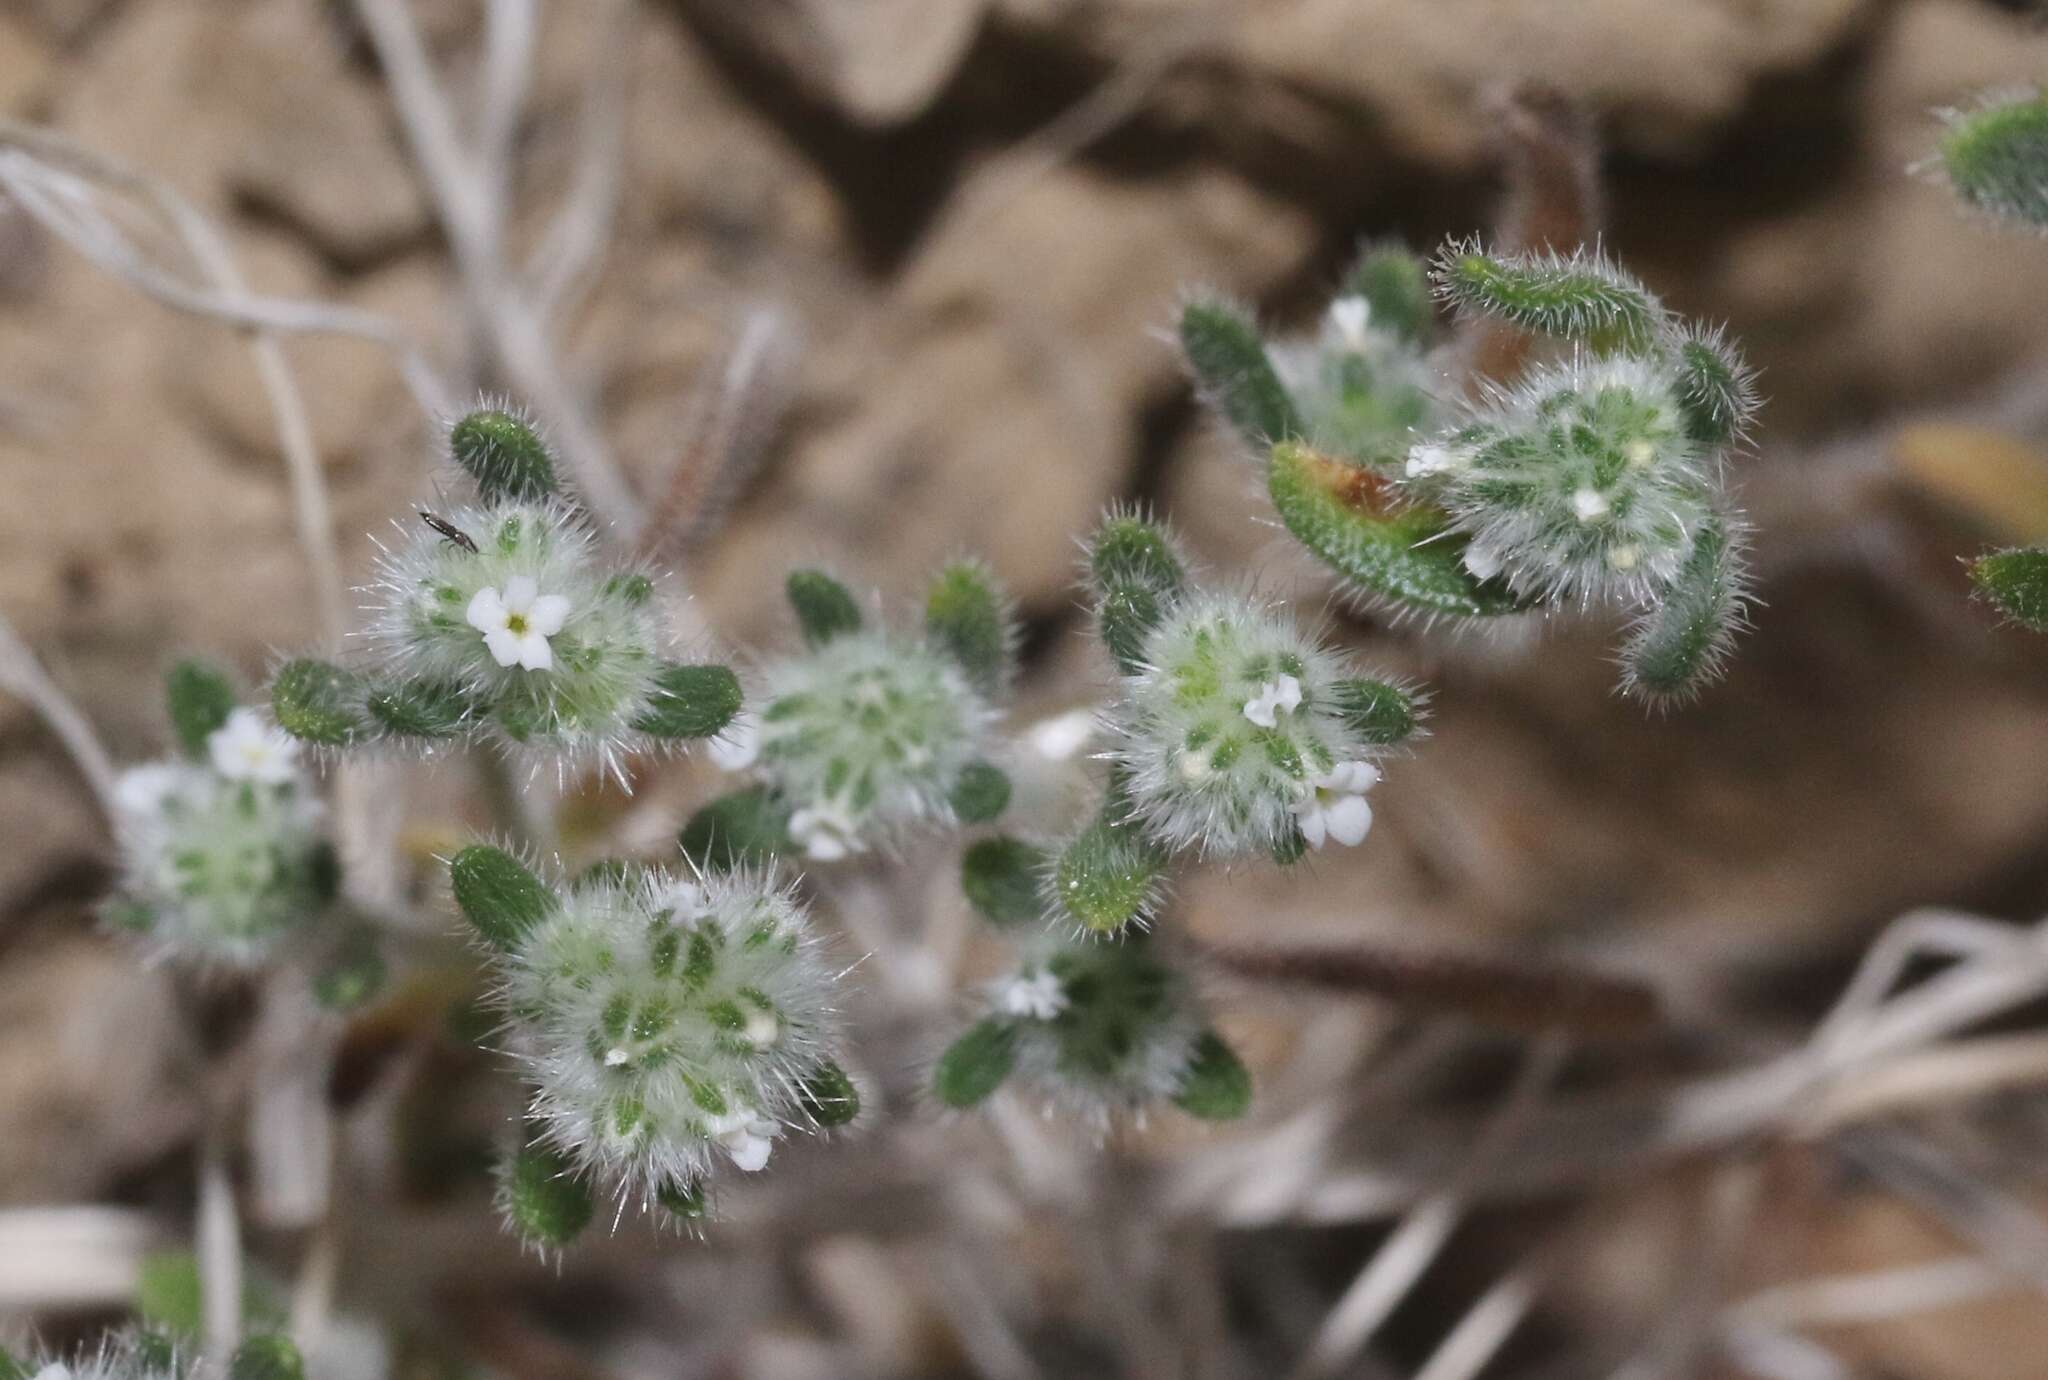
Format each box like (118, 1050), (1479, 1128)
(197, 1123), (243, 1367)
(1290, 1032), (1571, 1380)
(526, 0), (634, 322)
(0, 122), (454, 420)
(0, 608), (118, 822)
(350, 0), (644, 540)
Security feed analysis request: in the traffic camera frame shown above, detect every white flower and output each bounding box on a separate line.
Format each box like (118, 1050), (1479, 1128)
(1292, 760), (1380, 850)
(788, 799), (866, 862)
(1406, 442), (1466, 478)
(1329, 295), (1372, 352)
(466, 575), (571, 671)
(708, 709), (760, 771)
(32, 1365), (73, 1380)
(742, 1006), (781, 1049)
(657, 877), (706, 917)
(114, 762), (200, 818)
(1461, 541), (1504, 581)
(206, 707), (300, 784)
(1242, 673), (1302, 728)
(706, 1106), (779, 1172)
(1571, 487), (1611, 523)
(998, 970), (1068, 1021)
(1027, 707), (1096, 761)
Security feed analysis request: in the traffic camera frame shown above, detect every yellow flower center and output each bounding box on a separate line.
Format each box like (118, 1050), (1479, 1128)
(505, 612), (529, 635)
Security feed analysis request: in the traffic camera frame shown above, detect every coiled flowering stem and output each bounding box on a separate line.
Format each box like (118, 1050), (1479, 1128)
(448, 846), (859, 1249)
(1178, 236), (1759, 704)
(688, 562), (1018, 864)
(268, 407), (742, 778)
(996, 512), (1425, 941)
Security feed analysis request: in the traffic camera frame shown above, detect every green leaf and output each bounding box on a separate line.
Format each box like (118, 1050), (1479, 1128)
(1179, 296), (1303, 448)
(1331, 678), (1422, 745)
(269, 659), (368, 746)
(1434, 242), (1661, 355)
(961, 835), (1047, 926)
(1089, 513), (1186, 596)
(785, 570), (863, 645)
(679, 786), (794, 872)
(449, 846), (555, 951)
(1971, 545), (2048, 632)
(501, 1141), (594, 1249)
(1087, 513), (1188, 673)
(1268, 441), (1526, 618)
(1053, 817), (1164, 935)
(366, 675), (474, 739)
(948, 760), (1012, 824)
(136, 1250), (205, 1337)
(934, 1018), (1018, 1108)
(797, 1059), (861, 1127)
(1673, 328), (1757, 448)
(1172, 1030), (1252, 1120)
(1343, 244), (1433, 344)
(312, 926), (387, 1012)
(1620, 513), (1751, 704)
(925, 560), (1014, 696)
(1941, 94), (2048, 229)
(1269, 822), (1308, 867)
(634, 662), (743, 739)
(166, 660), (237, 758)
(228, 1336), (304, 1380)
(656, 1176), (709, 1222)
(450, 407), (558, 503)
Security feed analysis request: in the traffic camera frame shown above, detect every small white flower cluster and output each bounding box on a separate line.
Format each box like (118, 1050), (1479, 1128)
(365, 498), (671, 762)
(107, 708), (332, 967)
(719, 629), (997, 862)
(1109, 589), (1388, 860)
(1400, 352), (1716, 604)
(1266, 293), (1439, 468)
(940, 934), (1244, 1126)
(493, 865), (852, 1204)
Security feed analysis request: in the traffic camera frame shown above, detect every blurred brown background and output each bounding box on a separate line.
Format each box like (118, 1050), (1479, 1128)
(9, 2), (2048, 1377)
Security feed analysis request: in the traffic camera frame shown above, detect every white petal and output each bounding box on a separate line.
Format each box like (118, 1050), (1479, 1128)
(1329, 295), (1371, 349)
(804, 831), (849, 862)
(1027, 708), (1096, 761)
(1242, 689), (1279, 728)
(1324, 794), (1374, 847)
(502, 574), (539, 613)
(1572, 487), (1610, 522)
(526, 593), (572, 636)
(516, 631), (554, 671)
(466, 586), (506, 632)
(483, 626), (525, 667)
(1275, 674), (1303, 713)
(1461, 543), (1503, 581)
(1325, 760), (1380, 793)
(726, 1130), (774, 1172)
(115, 764), (187, 816)
(1298, 808), (1328, 850)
